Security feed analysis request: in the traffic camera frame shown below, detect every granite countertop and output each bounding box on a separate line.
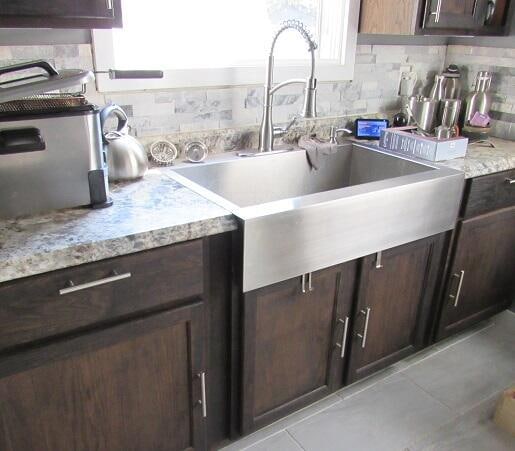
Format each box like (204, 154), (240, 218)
(0, 168), (237, 284)
(438, 137), (515, 178)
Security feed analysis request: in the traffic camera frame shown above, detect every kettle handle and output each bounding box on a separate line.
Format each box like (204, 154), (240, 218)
(100, 104), (129, 143)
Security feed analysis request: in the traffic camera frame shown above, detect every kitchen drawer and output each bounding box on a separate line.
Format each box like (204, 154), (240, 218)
(0, 239), (204, 352)
(462, 169), (515, 218)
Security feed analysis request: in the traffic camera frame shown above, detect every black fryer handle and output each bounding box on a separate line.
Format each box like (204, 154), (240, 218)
(0, 60), (59, 78)
(0, 127), (46, 154)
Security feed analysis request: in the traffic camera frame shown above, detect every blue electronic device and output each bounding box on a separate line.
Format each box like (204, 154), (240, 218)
(355, 118), (389, 140)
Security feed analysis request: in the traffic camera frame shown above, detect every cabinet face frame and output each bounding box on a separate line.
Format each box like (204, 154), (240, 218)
(0, 301), (208, 451)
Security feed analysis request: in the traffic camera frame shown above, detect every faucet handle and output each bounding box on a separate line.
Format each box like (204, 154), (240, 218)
(329, 126), (352, 144)
(273, 115), (298, 138)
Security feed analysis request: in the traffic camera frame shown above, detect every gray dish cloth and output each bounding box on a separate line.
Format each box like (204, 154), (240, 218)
(298, 135), (341, 170)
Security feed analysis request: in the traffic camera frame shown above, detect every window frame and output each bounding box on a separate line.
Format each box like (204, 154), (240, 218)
(91, 0), (359, 92)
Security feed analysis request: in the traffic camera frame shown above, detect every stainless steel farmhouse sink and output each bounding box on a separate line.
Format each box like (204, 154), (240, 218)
(170, 142), (465, 292)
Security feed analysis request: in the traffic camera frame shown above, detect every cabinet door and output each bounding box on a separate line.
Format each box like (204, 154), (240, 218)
(347, 235), (446, 383)
(436, 207), (515, 339)
(0, 0), (122, 28)
(241, 262), (357, 433)
(423, 0), (479, 30)
(360, 0), (419, 35)
(0, 303), (207, 451)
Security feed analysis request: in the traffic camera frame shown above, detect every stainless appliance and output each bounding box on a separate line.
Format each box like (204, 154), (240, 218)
(100, 104), (148, 181)
(0, 60), (111, 219)
(406, 95), (439, 132)
(429, 64), (461, 101)
(463, 71), (493, 126)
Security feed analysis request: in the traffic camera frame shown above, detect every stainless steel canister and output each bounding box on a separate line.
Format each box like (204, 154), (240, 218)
(407, 95), (439, 132)
(438, 99), (462, 129)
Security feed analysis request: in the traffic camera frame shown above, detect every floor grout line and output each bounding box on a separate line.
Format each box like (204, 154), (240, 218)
(404, 390), (503, 450)
(433, 322), (494, 351)
(400, 371), (456, 412)
(226, 310), (513, 450)
(230, 397), (342, 450)
(286, 429), (307, 451)
(237, 430), (285, 451)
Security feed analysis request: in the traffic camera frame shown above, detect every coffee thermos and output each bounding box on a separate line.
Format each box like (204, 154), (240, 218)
(429, 65), (462, 101)
(463, 71), (492, 126)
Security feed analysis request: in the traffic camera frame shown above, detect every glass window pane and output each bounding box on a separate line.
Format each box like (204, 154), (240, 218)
(111, 0), (336, 70)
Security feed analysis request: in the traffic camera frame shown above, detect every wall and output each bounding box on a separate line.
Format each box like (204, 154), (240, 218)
(1, 39), (513, 144)
(446, 45), (515, 140)
(0, 43), (446, 141)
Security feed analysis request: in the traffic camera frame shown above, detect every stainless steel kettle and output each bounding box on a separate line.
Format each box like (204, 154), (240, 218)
(100, 104), (148, 181)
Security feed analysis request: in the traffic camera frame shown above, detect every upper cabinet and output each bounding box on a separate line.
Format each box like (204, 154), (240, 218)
(0, 0), (122, 29)
(359, 0), (513, 36)
(360, 0), (420, 35)
(422, 0), (480, 31)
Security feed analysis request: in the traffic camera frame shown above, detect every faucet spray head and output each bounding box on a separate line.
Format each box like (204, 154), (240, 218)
(302, 77), (317, 118)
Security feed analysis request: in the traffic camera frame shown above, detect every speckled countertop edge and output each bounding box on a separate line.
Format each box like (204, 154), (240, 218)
(0, 169), (237, 284)
(437, 137), (515, 178)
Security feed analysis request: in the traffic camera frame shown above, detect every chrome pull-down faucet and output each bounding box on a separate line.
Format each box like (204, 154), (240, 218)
(258, 20), (318, 152)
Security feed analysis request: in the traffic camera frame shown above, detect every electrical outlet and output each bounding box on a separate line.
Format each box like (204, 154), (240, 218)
(398, 70), (417, 97)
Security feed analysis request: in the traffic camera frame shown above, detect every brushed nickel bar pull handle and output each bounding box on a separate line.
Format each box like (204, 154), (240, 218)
(335, 317), (349, 359)
(198, 372), (207, 418)
(301, 274), (307, 293)
(59, 271), (131, 295)
(308, 272), (314, 292)
(505, 177), (515, 185)
(472, 0), (479, 16)
(106, 0), (114, 11)
(375, 251), (383, 269)
(450, 270), (465, 308)
(430, 0), (442, 23)
(356, 307), (371, 349)
(435, 0), (442, 23)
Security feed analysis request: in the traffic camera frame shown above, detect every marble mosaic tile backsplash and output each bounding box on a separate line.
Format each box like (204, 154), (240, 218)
(446, 45), (515, 141)
(0, 43), (445, 138)
(0, 42), (513, 151)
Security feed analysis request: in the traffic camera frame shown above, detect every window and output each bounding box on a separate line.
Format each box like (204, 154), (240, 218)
(92, 0), (359, 92)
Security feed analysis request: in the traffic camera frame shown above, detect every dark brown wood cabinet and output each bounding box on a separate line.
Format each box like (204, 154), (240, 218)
(0, 234), (234, 450)
(360, 0), (419, 35)
(360, 0), (513, 35)
(240, 262), (357, 433)
(0, 0), (122, 28)
(346, 234), (447, 383)
(0, 302), (207, 451)
(422, 0), (479, 31)
(436, 206), (515, 339)
(419, 0), (514, 34)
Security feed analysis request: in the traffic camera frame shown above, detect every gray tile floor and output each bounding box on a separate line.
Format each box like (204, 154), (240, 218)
(221, 310), (515, 451)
